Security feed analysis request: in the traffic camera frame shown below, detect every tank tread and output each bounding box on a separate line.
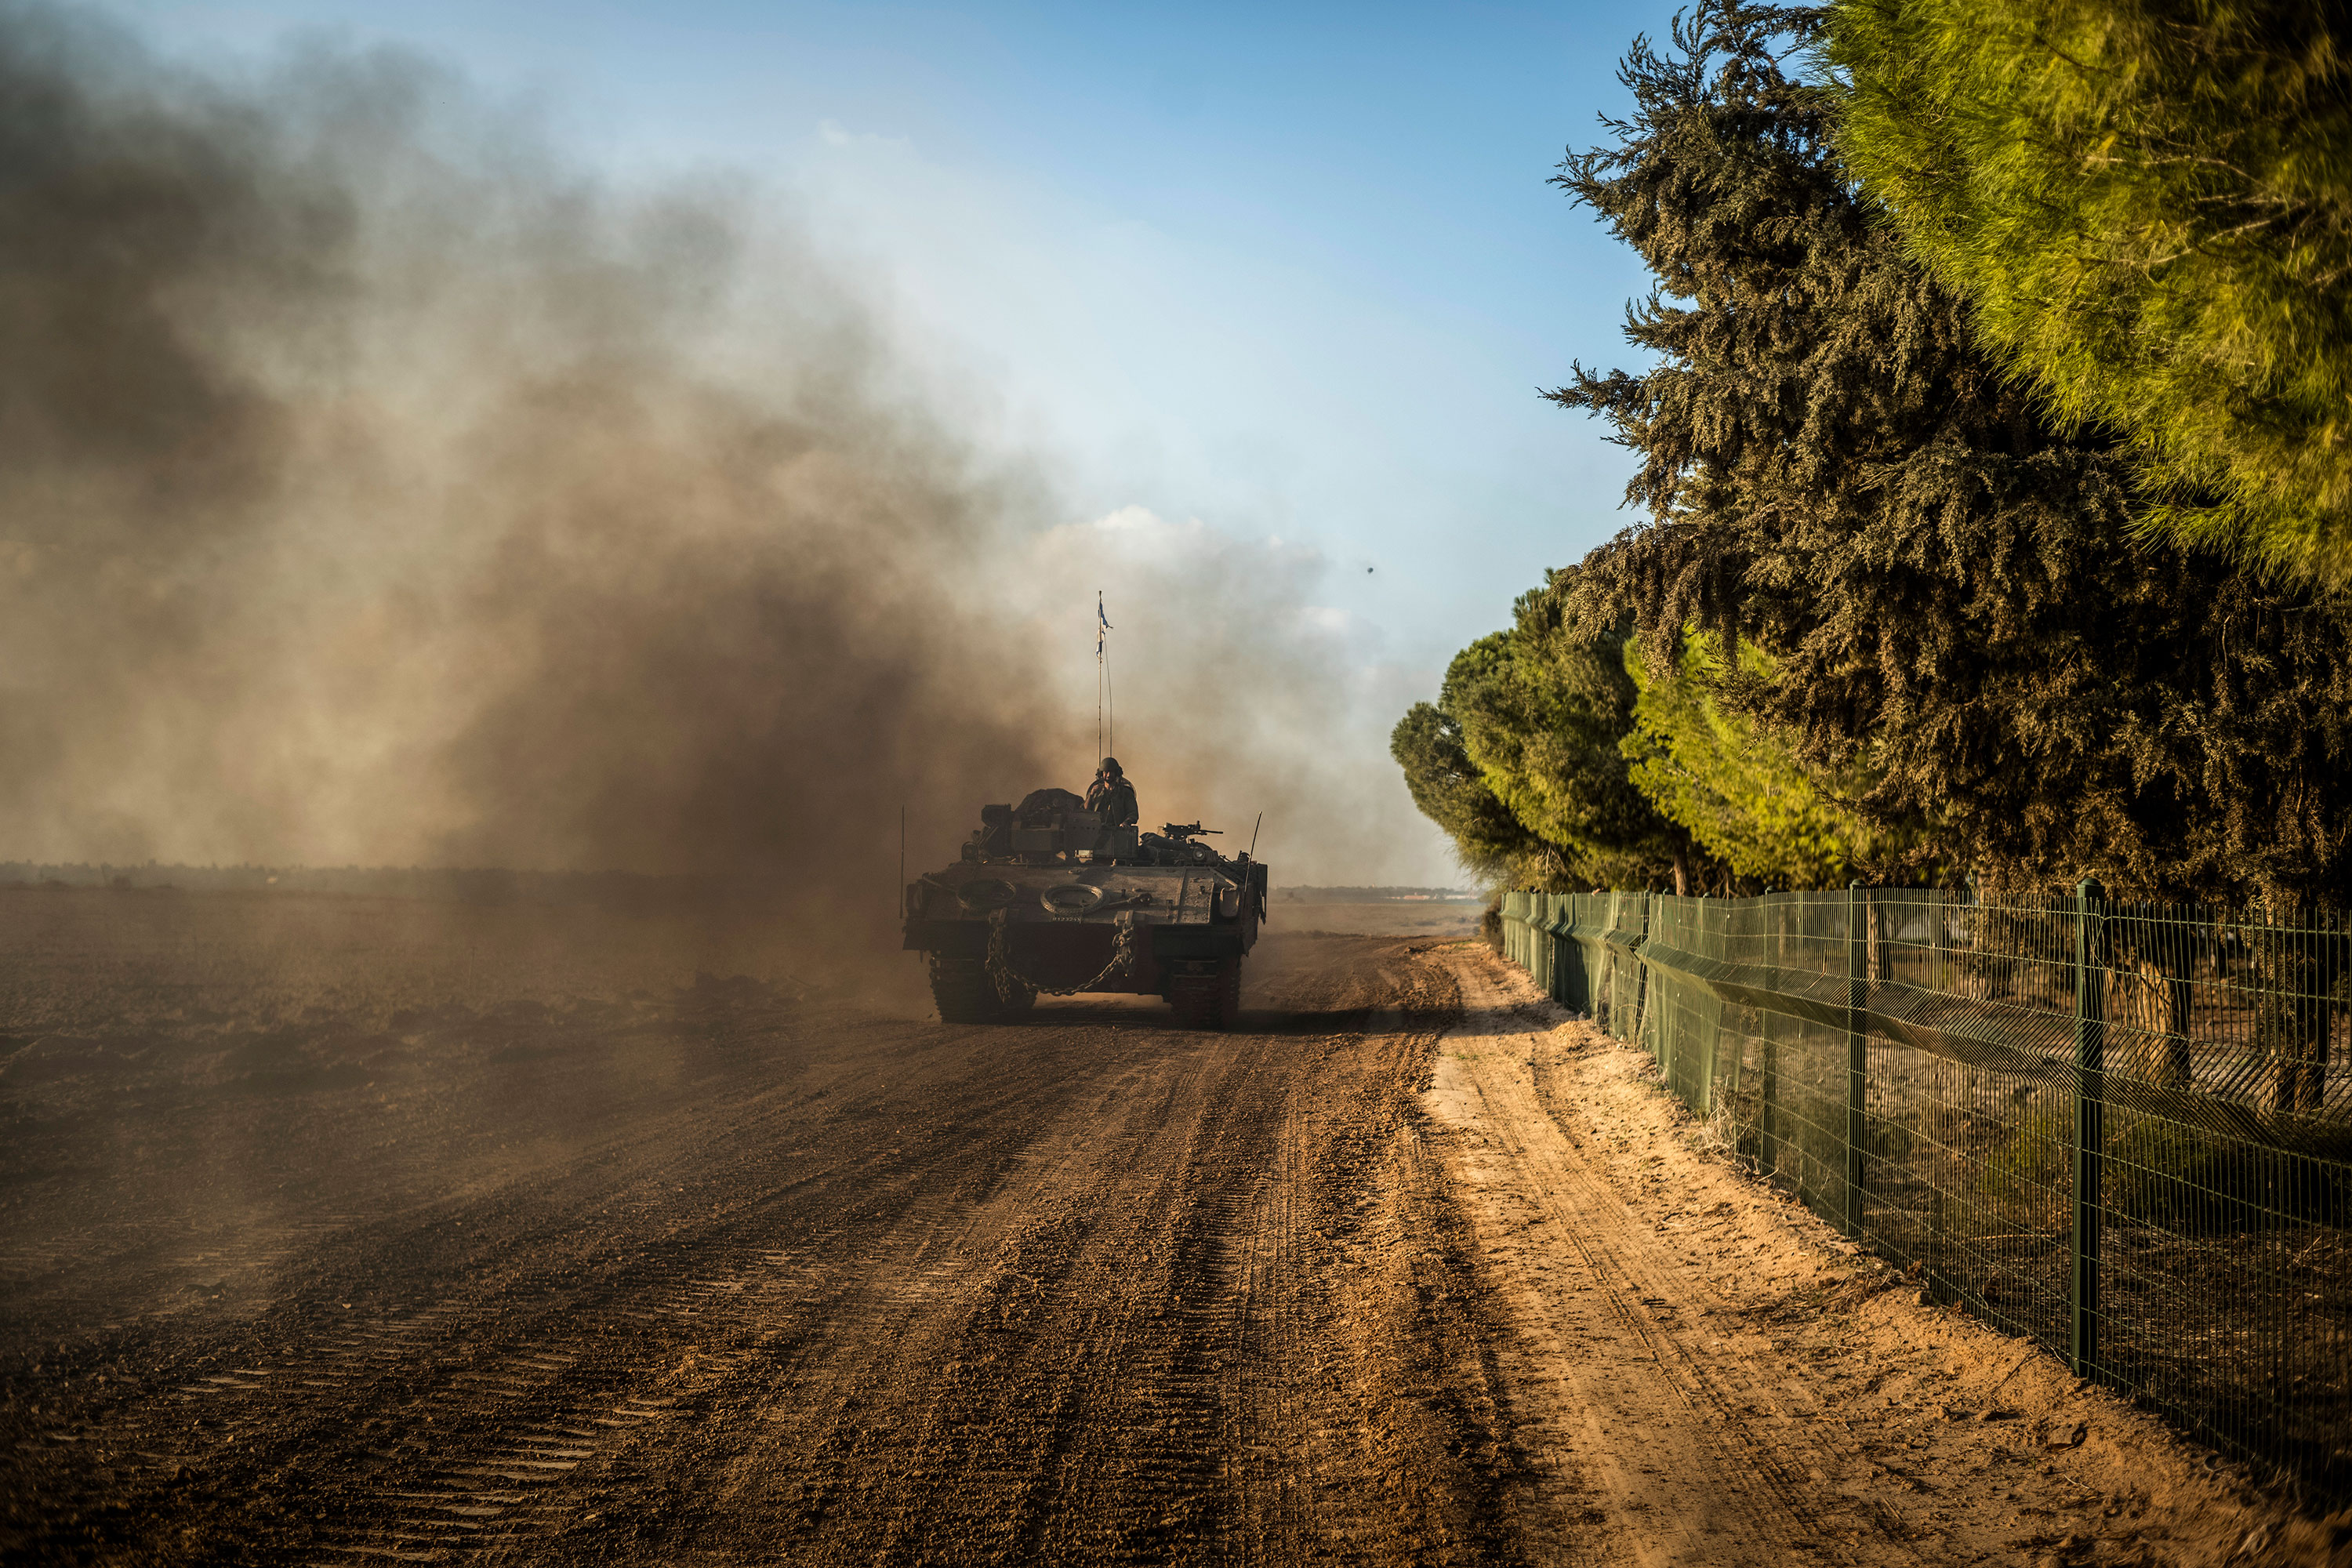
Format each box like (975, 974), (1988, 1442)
(932, 958), (1000, 1023)
(930, 956), (1036, 1024)
(1167, 956), (1241, 1031)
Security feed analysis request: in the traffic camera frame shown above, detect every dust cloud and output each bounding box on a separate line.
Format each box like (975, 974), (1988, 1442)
(0, 2), (1449, 978)
(989, 506), (1430, 882)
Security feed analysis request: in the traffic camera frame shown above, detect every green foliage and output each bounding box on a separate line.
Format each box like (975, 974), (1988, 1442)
(1453, 600), (1697, 888)
(1392, 594), (1701, 890)
(1388, 696), (1559, 885)
(1546, 1), (2352, 904)
(1618, 632), (1900, 887)
(1974, 1089), (2070, 1207)
(1831, 0), (2352, 583)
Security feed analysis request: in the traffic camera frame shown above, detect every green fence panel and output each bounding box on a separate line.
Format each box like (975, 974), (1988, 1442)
(1491, 882), (2352, 1495)
(1544, 896), (1579, 1007)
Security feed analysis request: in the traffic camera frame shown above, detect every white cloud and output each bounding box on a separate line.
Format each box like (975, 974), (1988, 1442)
(815, 118), (909, 151)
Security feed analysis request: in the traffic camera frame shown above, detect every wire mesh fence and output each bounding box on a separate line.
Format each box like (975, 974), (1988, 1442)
(1501, 885), (2352, 1494)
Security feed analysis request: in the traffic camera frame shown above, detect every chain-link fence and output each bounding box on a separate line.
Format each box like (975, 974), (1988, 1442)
(1500, 887), (2352, 1494)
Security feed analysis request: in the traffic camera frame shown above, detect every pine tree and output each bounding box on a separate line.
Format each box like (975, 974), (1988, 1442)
(1831, 0), (2352, 584)
(1618, 632), (1912, 887)
(1390, 696), (1562, 885)
(1393, 593), (1703, 891)
(1547, 1), (2352, 904)
(1457, 597), (1703, 888)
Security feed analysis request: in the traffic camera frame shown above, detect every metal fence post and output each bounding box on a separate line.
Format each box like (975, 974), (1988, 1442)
(1537, 893), (1548, 993)
(1846, 881), (1867, 1239)
(1757, 895), (1778, 1177)
(1544, 894), (1559, 998)
(1548, 894), (1561, 997)
(1645, 891), (1661, 1058)
(1929, 885), (1948, 993)
(1538, 893), (1550, 994)
(1564, 895), (1581, 1011)
(2072, 878), (2107, 1378)
(1759, 895), (1778, 1177)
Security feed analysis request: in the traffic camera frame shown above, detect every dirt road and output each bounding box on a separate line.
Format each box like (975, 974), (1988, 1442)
(1429, 949), (2278, 1568)
(0, 899), (2297, 1564)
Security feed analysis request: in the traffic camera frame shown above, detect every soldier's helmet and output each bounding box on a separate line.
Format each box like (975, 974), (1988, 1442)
(1098, 757), (1123, 777)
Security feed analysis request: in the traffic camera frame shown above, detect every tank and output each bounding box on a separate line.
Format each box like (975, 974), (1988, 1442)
(902, 788), (1269, 1029)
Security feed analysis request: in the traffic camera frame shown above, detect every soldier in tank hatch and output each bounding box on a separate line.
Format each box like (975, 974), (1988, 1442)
(1085, 757), (1138, 827)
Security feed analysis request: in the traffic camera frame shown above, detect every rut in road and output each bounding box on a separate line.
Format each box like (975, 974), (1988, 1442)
(597, 941), (1521, 1566)
(1428, 950), (1917, 1566)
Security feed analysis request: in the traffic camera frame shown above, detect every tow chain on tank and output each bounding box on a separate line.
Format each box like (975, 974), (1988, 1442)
(987, 909), (1142, 996)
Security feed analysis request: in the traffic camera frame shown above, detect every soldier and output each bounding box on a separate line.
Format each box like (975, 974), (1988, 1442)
(1085, 757), (1139, 827)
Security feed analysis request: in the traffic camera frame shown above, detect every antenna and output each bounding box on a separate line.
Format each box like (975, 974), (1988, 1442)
(898, 804), (906, 921)
(1248, 812), (1261, 858)
(1094, 591), (1116, 764)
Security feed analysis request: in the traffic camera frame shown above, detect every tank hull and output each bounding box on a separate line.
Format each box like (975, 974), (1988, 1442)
(902, 851), (1267, 1028)
(902, 913), (1248, 992)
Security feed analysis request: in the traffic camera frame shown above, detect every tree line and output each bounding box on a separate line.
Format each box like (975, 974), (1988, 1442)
(1396, 0), (2352, 905)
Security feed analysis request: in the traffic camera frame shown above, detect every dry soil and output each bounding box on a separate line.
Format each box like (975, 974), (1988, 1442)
(0, 891), (2333, 1566)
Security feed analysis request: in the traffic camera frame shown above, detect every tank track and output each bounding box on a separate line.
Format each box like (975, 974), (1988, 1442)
(1166, 957), (1242, 1032)
(929, 958), (1036, 1024)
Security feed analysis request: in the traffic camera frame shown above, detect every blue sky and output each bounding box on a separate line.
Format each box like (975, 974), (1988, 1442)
(117, 0), (1682, 882)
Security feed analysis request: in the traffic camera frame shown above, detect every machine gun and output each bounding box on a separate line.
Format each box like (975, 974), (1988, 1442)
(1160, 822), (1221, 841)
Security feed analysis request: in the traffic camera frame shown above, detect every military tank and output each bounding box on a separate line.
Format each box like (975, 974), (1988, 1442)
(902, 788), (1268, 1029)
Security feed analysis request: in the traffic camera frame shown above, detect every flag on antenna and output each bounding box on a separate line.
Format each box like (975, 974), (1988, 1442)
(1098, 593), (1112, 654)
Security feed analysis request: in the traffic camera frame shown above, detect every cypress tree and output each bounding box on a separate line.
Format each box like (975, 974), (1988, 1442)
(1547, 1), (2352, 906)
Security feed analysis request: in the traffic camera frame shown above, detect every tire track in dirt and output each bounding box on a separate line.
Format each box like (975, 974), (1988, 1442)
(309, 1030), (1163, 1566)
(0, 934), (1534, 1566)
(3, 1009), (1181, 1565)
(568, 938), (1522, 1567)
(1428, 943), (2317, 1568)
(1426, 946), (1918, 1566)
(49, 921), (2071, 1568)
